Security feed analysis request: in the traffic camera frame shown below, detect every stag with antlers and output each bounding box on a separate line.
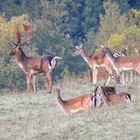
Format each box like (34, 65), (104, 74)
(10, 24), (61, 94)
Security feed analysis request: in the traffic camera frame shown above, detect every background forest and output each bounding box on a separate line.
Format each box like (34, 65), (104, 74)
(0, 0), (140, 91)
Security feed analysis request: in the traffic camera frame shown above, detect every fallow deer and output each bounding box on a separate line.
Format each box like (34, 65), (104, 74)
(101, 45), (140, 85)
(73, 44), (113, 85)
(54, 88), (95, 115)
(10, 24), (61, 94)
(89, 47), (128, 82)
(95, 86), (131, 106)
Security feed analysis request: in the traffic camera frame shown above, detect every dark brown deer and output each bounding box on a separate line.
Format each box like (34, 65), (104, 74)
(10, 24), (61, 94)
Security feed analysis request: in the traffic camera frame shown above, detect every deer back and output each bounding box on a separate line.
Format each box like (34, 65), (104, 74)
(55, 89), (93, 115)
(106, 92), (131, 104)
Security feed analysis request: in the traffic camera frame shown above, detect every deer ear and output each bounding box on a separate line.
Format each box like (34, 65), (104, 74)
(100, 45), (104, 48)
(12, 42), (18, 48)
(79, 43), (83, 48)
(75, 45), (80, 49)
(96, 84), (102, 93)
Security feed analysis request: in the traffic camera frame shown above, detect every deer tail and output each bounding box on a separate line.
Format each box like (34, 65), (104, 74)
(125, 93), (131, 103)
(51, 56), (61, 69)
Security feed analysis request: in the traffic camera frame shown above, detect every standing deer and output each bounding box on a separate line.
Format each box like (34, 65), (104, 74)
(54, 88), (95, 115)
(112, 46), (128, 85)
(10, 24), (61, 94)
(101, 45), (140, 85)
(73, 44), (113, 85)
(92, 47), (128, 83)
(95, 86), (131, 106)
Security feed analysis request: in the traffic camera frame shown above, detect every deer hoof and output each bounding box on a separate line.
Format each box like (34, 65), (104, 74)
(48, 90), (52, 94)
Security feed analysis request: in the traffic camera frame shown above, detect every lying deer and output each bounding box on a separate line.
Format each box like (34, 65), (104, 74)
(54, 88), (96, 115)
(10, 24), (61, 94)
(95, 86), (131, 106)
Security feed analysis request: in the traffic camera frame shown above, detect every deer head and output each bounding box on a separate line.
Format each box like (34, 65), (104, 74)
(73, 43), (84, 56)
(100, 45), (114, 57)
(10, 24), (31, 56)
(54, 88), (61, 95)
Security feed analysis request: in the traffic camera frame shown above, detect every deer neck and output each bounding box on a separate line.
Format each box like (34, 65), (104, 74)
(56, 95), (67, 113)
(81, 51), (92, 68)
(105, 51), (117, 69)
(15, 49), (27, 63)
(14, 49), (28, 71)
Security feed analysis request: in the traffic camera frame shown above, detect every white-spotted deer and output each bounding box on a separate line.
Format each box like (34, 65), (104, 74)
(10, 24), (61, 94)
(95, 86), (131, 106)
(54, 88), (95, 115)
(73, 44), (113, 85)
(101, 45), (140, 85)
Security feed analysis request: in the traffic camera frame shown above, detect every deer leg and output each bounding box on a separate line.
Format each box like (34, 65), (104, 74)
(121, 72), (125, 85)
(45, 72), (52, 94)
(134, 71), (137, 83)
(92, 67), (96, 84)
(94, 69), (98, 84)
(104, 65), (112, 85)
(106, 76), (111, 85)
(125, 71), (128, 83)
(135, 66), (140, 86)
(88, 69), (93, 82)
(130, 71), (133, 84)
(26, 74), (31, 94)
(32, 75), (36, 92)
(92, 69), (95, 84)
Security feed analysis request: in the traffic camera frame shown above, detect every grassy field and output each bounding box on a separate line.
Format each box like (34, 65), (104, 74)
(0, 77), (140, 140)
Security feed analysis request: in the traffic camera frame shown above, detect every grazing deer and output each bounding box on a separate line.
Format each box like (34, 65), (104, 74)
(73, 44), (113, 85)
(10, 24), (61, 94)
(95, 86), (131, 106)
(101, 45), (140, 85)
(54, 88), (96, 115)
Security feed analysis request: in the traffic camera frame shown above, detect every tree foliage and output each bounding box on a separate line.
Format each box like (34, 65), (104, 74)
(0, 0), (140, 91)
(95, 0), (128, 48)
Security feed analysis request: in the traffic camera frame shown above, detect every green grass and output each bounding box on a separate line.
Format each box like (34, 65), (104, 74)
(0, 77), (139, 140)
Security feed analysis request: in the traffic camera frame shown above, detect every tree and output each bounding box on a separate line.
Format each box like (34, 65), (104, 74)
(95, 0), (128, 50)
(114, 0), (129, 13)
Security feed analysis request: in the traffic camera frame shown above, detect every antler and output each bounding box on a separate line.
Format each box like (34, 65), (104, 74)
(15, 28), (21, 45)
(23, 24), (31, 44)
(13, 24), (32, 47)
